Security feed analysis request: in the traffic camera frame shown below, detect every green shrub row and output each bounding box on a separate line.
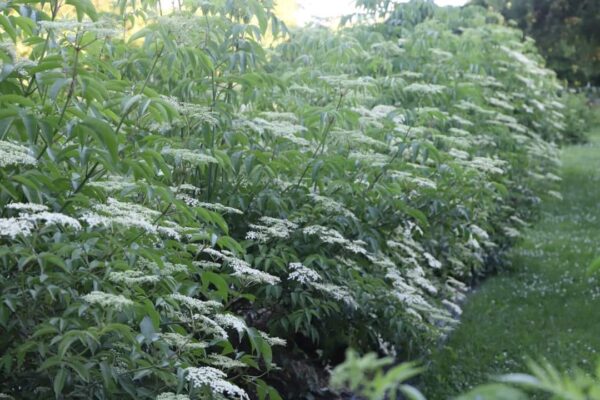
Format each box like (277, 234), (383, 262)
(0, 0), (586, 398)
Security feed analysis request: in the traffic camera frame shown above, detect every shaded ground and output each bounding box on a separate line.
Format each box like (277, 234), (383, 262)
(421, 128), (600, 398)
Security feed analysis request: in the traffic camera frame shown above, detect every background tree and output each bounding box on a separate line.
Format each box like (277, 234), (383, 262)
(471, 0), (600, 86)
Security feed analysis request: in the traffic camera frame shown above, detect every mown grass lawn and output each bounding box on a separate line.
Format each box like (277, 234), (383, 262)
(421, 127), (600, 398)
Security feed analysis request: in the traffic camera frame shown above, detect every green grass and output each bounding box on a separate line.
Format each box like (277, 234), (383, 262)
(421, 128), (600, 398)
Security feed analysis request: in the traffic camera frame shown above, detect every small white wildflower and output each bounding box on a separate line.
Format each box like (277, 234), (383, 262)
(81, 291), (134, 311)
(185, 367), (249, 399)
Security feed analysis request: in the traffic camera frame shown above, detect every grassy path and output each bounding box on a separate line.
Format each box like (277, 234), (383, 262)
(421, 128), (600, 398)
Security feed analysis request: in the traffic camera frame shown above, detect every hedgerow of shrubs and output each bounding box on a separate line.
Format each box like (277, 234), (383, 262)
(0, 0), (587, 398)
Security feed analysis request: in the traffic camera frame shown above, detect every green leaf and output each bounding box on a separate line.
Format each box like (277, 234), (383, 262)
(54, 368), (67, 398)
(140, 316), (157, 343)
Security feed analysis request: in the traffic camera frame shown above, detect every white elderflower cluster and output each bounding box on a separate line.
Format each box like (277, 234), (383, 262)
(548, 190), (563, 201)
(162, 148), (219, 166)
(288, 83), (317, 95)
(197, 202), (243, 215)
(246, 217), (298, 242)
(159, 261), (189, 275)
(441, 299), (462, 316)
(448, 148), (470, 160)
(309, 282), (357, 308)
(0, 41), (16, 59)
(185, 367), (249, 399)
(349, 151), (389, 167)
(423, 252), (442, 269)
(309, 194), (357, 220)
(214, 314), (246, 333)
(27, 212), (82, 230)
(234, 117), (310, 146)
(0, 141), (37, 168)
(460, 156), (507, 175)
(88, 177), (137, 192)
(156, 392), (190, 400)
(500, 45), (548, 76)
(319, 75), (377, 90)
(108, 270), (160, 285)
(388, 171), (437, 190)
(160, 96), (218, 126)
(303, 225), (346, 245)
(487, 96), (515, 111)
(398, 70), (423, 79)
(81, 291), (134, 311)
(192, 260), (221, 269)
(330, 129), (387, 149)
(157, 14), (204, 46)
(455, 100), (495, 116)
(406, 266), (438, 295)
(259, 111), (299, 123)
(463, 73), (504, 88)
(227, 256), (280, 285)
(259, 330), (287, 346)
(470, 224), (490, 241)
(197, 315), (229, 339)
(403, 82), (446, 95)
(169, 293), (222, 314)
(503, 227), (521, 238)
(175, 192), (200, 207)
(161, 332), (207, 350)
(430, 48), (453, 59)
(81, 198), (182, 239)
(0, 218), (34, 239)
(208, 354), (247, 369)
(288, 262), (321, 284)
(451, 115), (474, 127)
(0, 206), (82, 239)
(6, 203), (49, 213)
(38, 19), (119, 38)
